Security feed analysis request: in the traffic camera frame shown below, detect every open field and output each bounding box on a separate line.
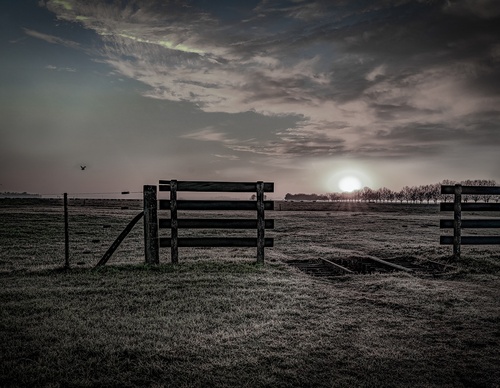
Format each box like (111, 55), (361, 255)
(1, 199), (500, 387)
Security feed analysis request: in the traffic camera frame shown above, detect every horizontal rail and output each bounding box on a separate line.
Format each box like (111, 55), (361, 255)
(159, 181), (274, 192)
(159, 237), (274, 248)
(440, 236), (500, 245)
(440, 219), (500, 229)
(441, 185), (500, 195)
(159, 218), (274, 229)
(440, 203), (500, 212)
(159, 200), (275, 211)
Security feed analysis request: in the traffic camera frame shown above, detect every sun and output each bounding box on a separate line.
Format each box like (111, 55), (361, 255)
(325, 167), (371, 193)
(339, 176), (362, 192)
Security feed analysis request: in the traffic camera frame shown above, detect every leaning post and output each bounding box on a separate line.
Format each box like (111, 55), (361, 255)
(256, 181), (265, 264)
(143, 185), (159, 265)
(453, 184), (462, 261)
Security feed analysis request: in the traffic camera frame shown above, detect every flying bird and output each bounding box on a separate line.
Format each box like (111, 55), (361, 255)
(80, 165), (87, 170)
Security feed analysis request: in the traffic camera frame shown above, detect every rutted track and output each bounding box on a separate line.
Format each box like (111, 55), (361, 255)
(288, 256), (454, 280)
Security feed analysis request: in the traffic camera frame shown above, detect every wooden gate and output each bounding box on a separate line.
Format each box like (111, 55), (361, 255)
(440, 184), (500, 260)
(143, 180), (274, 264)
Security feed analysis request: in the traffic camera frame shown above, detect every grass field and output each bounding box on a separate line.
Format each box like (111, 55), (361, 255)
(1, 199), (500, 387)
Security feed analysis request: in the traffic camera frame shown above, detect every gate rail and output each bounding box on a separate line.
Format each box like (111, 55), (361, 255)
(143, 180), (274, 264)
(440, 184), (500, 260)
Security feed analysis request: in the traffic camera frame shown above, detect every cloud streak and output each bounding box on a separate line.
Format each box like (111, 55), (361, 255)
(24, 28), (81, 49)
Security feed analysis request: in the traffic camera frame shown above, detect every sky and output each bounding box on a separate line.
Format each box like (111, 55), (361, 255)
(1, 0), (499, 198)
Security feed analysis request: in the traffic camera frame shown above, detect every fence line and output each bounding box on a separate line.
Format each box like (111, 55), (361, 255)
(440, 184), (500, 260)
(144, 180), (275, 264)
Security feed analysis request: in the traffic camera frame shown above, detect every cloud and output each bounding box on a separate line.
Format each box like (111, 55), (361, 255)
(365, 64), (387, 82)
(40, 0), (500, 161)
(443, 0), (500, 19)
(9, 36), (27, 44)
(213, 154), (240, 161)
(24, 28), (80, 49)
(45, 64), (77, 72)
(181, 128), (235, 143)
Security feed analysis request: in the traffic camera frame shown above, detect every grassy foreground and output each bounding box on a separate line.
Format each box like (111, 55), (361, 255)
(1, 262), (499, 387)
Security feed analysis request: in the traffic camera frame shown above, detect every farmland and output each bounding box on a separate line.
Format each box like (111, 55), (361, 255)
(1, 199), (500, 387)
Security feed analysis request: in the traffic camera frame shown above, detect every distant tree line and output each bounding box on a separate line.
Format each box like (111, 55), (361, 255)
(284, 179), (499, 203)
(0, 191), (41, 198)
(283, 193), (329, 201)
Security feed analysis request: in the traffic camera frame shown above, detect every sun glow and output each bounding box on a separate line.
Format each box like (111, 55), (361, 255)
(324, 165), (373, 193)
(339, 176), (362, 192)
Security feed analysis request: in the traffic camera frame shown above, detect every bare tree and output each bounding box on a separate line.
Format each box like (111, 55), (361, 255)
(377, 187), (393, 202)
(287, 179), (497, 205)
(461, 179), (497, 202)
(439, 179), (456, 202)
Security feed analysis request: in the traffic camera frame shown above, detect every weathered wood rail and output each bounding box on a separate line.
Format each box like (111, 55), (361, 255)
(440, 184), (500, 260)
(95, 211), (145, 268)
(143, 180), (274, 264)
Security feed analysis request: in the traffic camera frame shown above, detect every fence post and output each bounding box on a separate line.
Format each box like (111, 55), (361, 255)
(64, 193), (69, 269)
(256, 181), (265, 264)
(453, 184), (462, 261)
(144, 185), (159, 265)
(170, 180), (179, 264)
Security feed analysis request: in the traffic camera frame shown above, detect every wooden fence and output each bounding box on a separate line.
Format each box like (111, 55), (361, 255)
(440, 184), (500, 260)
(143, 180), (274, 264)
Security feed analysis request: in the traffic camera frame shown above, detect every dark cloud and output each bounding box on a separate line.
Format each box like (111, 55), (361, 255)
(443, 0), (500, 19)
(230, 137), (347, 158)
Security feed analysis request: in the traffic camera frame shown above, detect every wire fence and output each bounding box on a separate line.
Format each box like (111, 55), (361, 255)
(39, 191), (143, 199)
(0, 189), (261, 271)
(3, 189), (499, 273)
(0, 191), (146, 271)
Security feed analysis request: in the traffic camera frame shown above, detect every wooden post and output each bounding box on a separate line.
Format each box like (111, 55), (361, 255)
(453, 184), (462, 261)
(143, 185), (159, 265)
(95, 211), (144, 268)
(170, 180), (178, 264)
(64, 193), (69, 269)
(256, 181), (265, 263)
